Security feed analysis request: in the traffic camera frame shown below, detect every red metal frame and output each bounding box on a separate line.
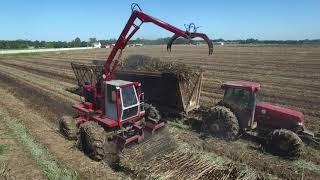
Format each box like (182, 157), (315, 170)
(117, 124), (145, 148)
(146, 121), (166, 135)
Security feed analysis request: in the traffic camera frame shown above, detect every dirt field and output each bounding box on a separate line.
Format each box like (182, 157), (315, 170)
(0, 44), (320, 179)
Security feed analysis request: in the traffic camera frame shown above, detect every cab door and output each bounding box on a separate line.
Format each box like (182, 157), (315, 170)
(119, 85), (140, 121)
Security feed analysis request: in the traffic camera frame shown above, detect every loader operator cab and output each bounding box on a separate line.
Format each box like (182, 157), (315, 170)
(221, 81), (261, 130)
(104, 80), (144, 122)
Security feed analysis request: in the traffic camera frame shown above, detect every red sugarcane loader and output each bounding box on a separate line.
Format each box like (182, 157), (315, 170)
(59, 4), (213, 164)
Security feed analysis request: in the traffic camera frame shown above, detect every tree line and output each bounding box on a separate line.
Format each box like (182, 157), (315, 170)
(0, 37), (88, 49)
(1, 37), (319, 49)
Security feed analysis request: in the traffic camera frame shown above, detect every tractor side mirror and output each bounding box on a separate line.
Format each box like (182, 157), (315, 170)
(111, 91), (117, 103)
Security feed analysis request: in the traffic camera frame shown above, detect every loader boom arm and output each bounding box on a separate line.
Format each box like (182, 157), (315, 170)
(103, 9), (213, 80)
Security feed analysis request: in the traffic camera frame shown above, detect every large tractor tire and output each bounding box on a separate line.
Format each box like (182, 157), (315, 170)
(79, 121), (106, 161)
(58, 116), (77, 140)
(203, 105), (239, 140)
(267, 129), (303, 158)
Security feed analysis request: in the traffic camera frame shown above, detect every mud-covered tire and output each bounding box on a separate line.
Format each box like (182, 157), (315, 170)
(267, 129), (303, 158)
(145, 104), (161, 122)
(79, 121), (106, 161)
(203, 106), (239, 140)
(58, 116), (77, 140)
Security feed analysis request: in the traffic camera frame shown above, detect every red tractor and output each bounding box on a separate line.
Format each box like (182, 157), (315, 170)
(59, 4), (213, 163)
(203, 81), (319, 157)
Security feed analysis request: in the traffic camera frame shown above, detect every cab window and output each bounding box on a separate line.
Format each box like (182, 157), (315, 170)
(224, 88), (251, 108)
(121, 86), (138, 107)
(120, 85), (139, 120)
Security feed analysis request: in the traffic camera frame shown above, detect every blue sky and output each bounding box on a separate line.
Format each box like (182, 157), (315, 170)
(1, 0), (319, 41)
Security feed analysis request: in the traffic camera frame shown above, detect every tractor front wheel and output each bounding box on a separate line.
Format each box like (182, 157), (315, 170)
(58, 116), (77, 140)
(79, 121), (106, 161)
(267, 129), (303, 158)
(203, 106), (239, 140)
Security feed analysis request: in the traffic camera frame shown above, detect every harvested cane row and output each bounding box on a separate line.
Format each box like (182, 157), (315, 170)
(124, 151), (242, 180)
(119, 128), (260, 180)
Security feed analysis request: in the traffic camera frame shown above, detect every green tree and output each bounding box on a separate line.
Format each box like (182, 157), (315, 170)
(34, 40), (40, 48)
(81, 41), (88, 47)
(89, 37), (97, 45)
(71, 37), (81, 47)
(39, 41), (46, 48)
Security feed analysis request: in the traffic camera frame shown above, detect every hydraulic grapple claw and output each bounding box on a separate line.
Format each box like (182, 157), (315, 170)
(167, 34), (180, 53)
(167, 33), (213, 55)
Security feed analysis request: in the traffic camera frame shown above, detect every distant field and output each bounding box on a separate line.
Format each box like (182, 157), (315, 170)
(0, 47), (94, 54)
(0, 44), (320, 179)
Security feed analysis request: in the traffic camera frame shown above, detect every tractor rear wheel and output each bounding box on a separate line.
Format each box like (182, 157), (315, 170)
(267, 129), (303, 158)
(79, 121), (106, 161)
(58, 116), (77, 140)
(204, 106), (239, 140)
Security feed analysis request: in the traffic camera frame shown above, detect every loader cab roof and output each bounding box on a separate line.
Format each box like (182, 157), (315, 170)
(106, 80), (134, 87)
(221, 81), (261, 92)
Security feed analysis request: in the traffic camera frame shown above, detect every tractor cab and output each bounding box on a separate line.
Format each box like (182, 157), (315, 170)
(73, 79), (145, 128)
(221, 81), (261, 130)
(103, 80), (144, 124)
